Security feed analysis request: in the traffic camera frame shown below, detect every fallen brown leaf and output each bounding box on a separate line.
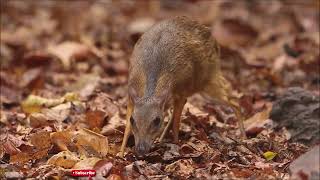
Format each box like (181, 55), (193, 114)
(47, 41), (93, 70)
(231, 167), (253, 178)
(22, 50), (52, 67)
(19, 68), (44, 90)
(73, 157), (101, 169)
(50, 130), (74, 151)
(73, 128), (109, 157)
(0, 85), (22, 105)
(165, 159), (194, 177)
(86, 110), (106, 130)
(30, 131), (52, 149)
(47, 151), (80, 169)
(29, 113), (51, 128)
(244, 104), (273, 136)
(0, 136), (21, 156)
(10, 148), (50, 164)
(213, 18), (258, 47)
(65, 74), (100, 99)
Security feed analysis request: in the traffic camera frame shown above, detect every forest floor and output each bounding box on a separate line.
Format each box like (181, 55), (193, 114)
(1, 1), (319, 179)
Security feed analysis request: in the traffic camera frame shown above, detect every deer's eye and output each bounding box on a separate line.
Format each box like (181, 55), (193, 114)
(130, 116), (135, 125)
(153, 117), (161, 127)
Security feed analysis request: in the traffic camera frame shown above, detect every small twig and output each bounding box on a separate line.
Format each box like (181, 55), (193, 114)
(280, 161), (291, 179)
(226, 157), (236, 164)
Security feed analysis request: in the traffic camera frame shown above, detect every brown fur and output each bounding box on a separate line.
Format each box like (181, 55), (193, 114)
(120, 16), (245, 157)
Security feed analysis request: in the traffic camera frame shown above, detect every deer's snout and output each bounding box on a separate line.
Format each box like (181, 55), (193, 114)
(135, 140), (152, 158)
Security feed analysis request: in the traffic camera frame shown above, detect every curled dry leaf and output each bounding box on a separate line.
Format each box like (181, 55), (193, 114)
(73, 128), (109, 157)
(86, 109), (106, 130)
(47, 41), (93, 70)
(50, 128), (109, 157)
(50, 130), (74, 151)
(47, 151), (80, 169)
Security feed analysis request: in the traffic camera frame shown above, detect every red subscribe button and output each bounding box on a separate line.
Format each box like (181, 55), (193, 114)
(71, 170), (96, 177)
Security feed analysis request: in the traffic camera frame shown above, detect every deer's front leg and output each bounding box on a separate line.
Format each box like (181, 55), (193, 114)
(119, 98), (134, 157)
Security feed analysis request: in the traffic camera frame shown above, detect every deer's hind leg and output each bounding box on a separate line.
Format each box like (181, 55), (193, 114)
(202, 75), (246, 139)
